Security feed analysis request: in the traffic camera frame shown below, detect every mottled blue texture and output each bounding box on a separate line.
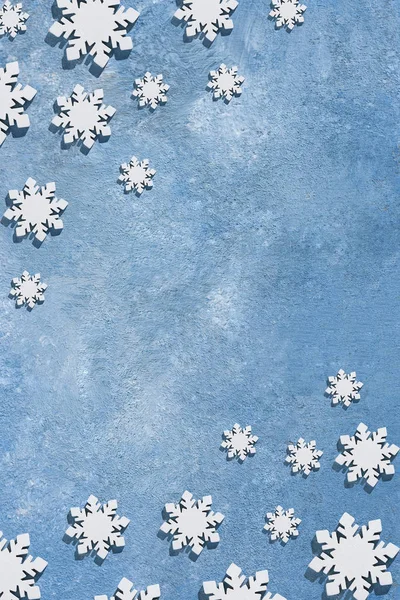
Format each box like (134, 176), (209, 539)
(0, 1), (399, 599)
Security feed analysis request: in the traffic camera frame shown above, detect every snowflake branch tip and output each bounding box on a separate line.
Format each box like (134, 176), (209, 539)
(0, 61), (36, 146)
(0, 531), (47, 600)
(285, 438), (323, 476)
(174, 0), (238, 45)
(221, 423), (258, 462)
(325, 369), (363, 407)
(207, 64), (244, 103)
(264, 506), (301, 544)
(0, 1), (29, 39)
(118, 157), (156, 194)
(95, 577), (161, 600)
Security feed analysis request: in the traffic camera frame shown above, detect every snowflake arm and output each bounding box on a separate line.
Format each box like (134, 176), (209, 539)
(49, 0), (139, 69)
(269, 0), (306, 31)
(159, 490), (224, 558)
(309, 513), (399, 600)
(285, 438), (323, 475)
(118, 157), (156, 194)
(221, 423), (258, 462)
(207, 64), (244, 102)
(9, 271), (47, 309)
(325, 369), (363, 407)
(0, 531), (47, 600)
(0, 61), (36, 146)
(65, 495), (130, 561)
(264, 506), (301, 543)
(174, 0), (238, 44)
(132, 73), (169, 110)
(0, 1), (29, 39)
(203, 563), (285, 600)
(95, 577), (160, 600)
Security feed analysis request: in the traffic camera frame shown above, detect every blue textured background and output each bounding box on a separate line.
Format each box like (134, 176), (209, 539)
(0, 1), (399, 599)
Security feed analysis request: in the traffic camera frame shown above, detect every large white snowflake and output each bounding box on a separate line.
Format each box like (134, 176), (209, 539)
(65, 495), (130, 561)
(95, 577), (160, 600)
(9, 271), (47, 309)
(174, 0), (238, 45)
(48, 0), (139, 70)
(3, 178), (68, 243)
(221, 423), (258, 462)
(0, 1), (29, 39)
(159, 490), (224, 558)
(309, 513), (399, 600)
(52, 85), (116, 151)
(202, 563), (286, 600)
(118, 157), (156, 195)
(335, 422), (399, 489)
(132, 72), (169, 111)
(0, 61), (36, 147)
(325, 369), (363, 407)
(0, 531), (47, 600)
(285, 438), (323, 476)
(207, 64), (244, 103)
(269, 0), (306, 31)
(264, 506), (301, 544)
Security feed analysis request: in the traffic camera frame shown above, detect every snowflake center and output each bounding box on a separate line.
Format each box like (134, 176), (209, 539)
(68, 100), (100, 131)
(127, 165), (147, 183)
(71, 1), (117, 45)
(81, 511), (114, 543)
(278, 1), (298, 19)
(0, 551), (24, 593)
(2, 10), (20, 28)
(332, 535), (377, 581)
(294, 447), (314, 466)
(141, 81), (161, 100)
(177, 507), (209, 539)
(19, 279), (39, 299)
(19, 194), (53, 226)
(273, 515), (292, 533)
(335, 378), (353, 398)
(217, 72), (236, 92)
(188, 0), (221, 25)
(351, 438), (384, 470)
(230, 432), (249, 452)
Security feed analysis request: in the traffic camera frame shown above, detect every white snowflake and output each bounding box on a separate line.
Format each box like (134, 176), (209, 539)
(0, 531), (47, 600)
(202, 563), (286, 600)
(48, 0), (139, 70)
(174, 0), (238, 45)
(269, 0), (306, 31)
(0, 1), (29, 39)
(159, 490), (224, 558)
(52, 85), (116, 151)
(65, 495), (130, 561)
(335, 422), (399, 489)
(118, 157), (156, 195)
(221, 423), (258, 462)
(9, 271), (47, 309)
(3, 178), (68, 243)
(0, 61), (36, 147)
(207, 64), (244, 103)
(263, 506), (301, 544)
(285, 438), (323, 476)
(132, 72), (169, 111)
(325, 369), (363, 407)
(309, 512), (399, 600)
(95, 577), (160, 600)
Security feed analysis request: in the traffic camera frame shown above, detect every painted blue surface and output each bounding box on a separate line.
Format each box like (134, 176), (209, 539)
(0, 1), (399, 599)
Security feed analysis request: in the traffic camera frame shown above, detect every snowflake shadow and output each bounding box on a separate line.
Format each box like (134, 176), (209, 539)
(261, 525), (298, 547)
(0, 107), (34, 145)
(267, 12), (300, 33)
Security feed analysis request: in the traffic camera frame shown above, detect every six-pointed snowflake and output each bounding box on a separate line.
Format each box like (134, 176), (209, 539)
(9, 271), (47, 309)
(309, 512), (399, 600)
(3, 178), (68, 243)
(0, 61), (36, 146)
(118, 157), (156, 194)
(269, 0), (306, 31)
(335, 422), (399, 489)
(48, 0), (139, 70)
(159, 490), (224, 558)
(203, 563), (286, 600)
(95, 577), (161, 600)
(132, 72), (169, 111)
(52, 85), (116, 151)
(0, 531), (47, 600)
(0, 1), (29, 39)
(285, 438), (323, 476)
(207, 64), (244, 103)
(264, 506), (301, 544)
(174, 0), (238, 45)
(221, 423), (258, 462)
(65, 495), (130, 561)
(325, 369), (363, 407)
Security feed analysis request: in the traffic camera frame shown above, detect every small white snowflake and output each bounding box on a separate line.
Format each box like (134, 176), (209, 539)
(118, 157), (156, 195)
(95, 577), (160, 600)
(132, 72), (169, 111)
(9, 271), (47, 309)
(49, 0), (139, 70)
(174, 0), (238, 45)
(269, 0), (306, 31)
(0, 1), (28, 39)
(325, 369), (363, 407)
(0, 531), (47, 600)
(52, 85), (116, 151)
(335, 422), (399, 489)
(3, 178), (68, 243)
(159, 490), (224, 558)
(264, 506), (301, 544)
(207, 64), (244, 103)
(203, 563), (286, 600)
(0, 61), (36, 147)
(221, 423), (258, 462)
(285, 438), (323, 476)
(65, 495), (130, 561)
(309, 512), (399, 600)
